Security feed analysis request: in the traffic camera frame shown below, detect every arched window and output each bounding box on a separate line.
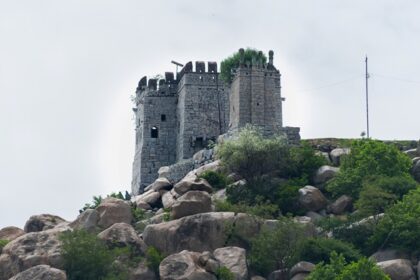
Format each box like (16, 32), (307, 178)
(151, 126), (158, 138)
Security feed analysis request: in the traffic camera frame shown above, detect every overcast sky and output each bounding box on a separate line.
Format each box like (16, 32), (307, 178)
(1, 0), (419, 228)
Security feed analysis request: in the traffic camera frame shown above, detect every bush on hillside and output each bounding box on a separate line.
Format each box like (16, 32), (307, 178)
(326, 139), (412, 198)
(299, 238), (361, 264)
(306, 252), (390, 280)
(220, 48), (267, 83)
(198, 170), (231, 190)
(369, 187), (420, 254)
(316, 216), (378, 256)
(214, 199), (279, 219)
(146, 246), (165, 275)
(355, 184), (397, 217)
(218, 126), (325, 216)
(0, 239), (8, 253)
(215, 266), (235, 280)
(250, 217), (306, 276)
(216, 126), (289, 182)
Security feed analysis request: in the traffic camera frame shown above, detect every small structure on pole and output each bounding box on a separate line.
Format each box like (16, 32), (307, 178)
(365, 56), (370, 138)
(171, 60), (183, 79)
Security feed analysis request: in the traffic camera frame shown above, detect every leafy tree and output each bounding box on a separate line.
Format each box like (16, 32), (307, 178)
(306, 252), (390, 280)
(369, 187), (420, 254)
(299, 238), (361, 264)
(250, 217), (306, 276)
(198, 170), (231, 190)
(327, 139), (412, 198)
(216, 125), (289, 183)
(220, 48), (267, 83)
(355, 184), (397, 217)
(60, 230), (114, 280)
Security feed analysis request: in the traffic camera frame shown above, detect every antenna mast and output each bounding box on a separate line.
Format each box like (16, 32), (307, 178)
(365, 56), (370, 138)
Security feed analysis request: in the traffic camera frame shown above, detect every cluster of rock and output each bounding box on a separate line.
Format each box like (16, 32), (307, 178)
(1, 144), (420, 280)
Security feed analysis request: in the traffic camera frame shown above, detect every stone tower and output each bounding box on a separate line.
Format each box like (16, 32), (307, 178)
(132, 73), (178, 193)
(132, 49), (299, 195)
(229, 49), (283, 135)
(176, 61), (230, 161)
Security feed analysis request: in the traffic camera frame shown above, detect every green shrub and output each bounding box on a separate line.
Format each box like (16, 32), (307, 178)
(131, 206), (146, 223)
(327, 139), (412, 198)
(60, 230), (114, 280)
(286, 143), (328, 183)
(369, 187), (420, 254)
(355, 184), (397, 217)
(146, 246), (165, 275)
(299, 238), (361, 264)
(306, 252), (390, 280)
(215, 266), (235, 280)
(276, 179), (307, 215)
(250, 217), (306, 276)
(363, 175), (418, 199)
(215, 200), (279, 219)
(0, 239), (9, 253)
(216, 126), (289, 182)
(315, 216), (378, 256)
(220, 48), (267, 83)
(79, 195), (103, 213)
(199, 170), (231, 190)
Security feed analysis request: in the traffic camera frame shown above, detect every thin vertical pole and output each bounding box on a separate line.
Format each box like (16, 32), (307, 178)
(365, 56), (370, 138)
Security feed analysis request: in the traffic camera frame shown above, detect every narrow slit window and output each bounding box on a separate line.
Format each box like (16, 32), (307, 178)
(151, 126), (158, 138)
(161, 114), (166, 121)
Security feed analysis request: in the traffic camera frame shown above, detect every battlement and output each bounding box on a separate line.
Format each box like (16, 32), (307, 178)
(135, 72), (178, 100)
(178, 61), (218, 79)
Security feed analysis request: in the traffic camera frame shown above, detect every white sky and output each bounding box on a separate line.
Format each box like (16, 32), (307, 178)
(1, 0), (419, 228)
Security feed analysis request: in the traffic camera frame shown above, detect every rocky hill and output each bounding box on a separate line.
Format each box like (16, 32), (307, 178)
(1, 133), (420, 280)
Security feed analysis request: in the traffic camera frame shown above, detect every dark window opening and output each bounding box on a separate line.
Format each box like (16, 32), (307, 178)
(161, 114), (166, 121)
(151, 126), (158, 138)
(196, 137), (204, 147)
(257, 102), (260, 106)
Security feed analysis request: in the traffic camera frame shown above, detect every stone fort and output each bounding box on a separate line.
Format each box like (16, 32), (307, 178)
(132, 49), (300, 195)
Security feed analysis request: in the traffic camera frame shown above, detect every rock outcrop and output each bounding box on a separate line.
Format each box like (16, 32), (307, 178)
(171, 191), (212, 219)
(213, 246), (248, 280)
(143, 212), (263, 255)
(298, 186), (328, 212)
(0, 226), (25, 241)
(97, 222), (147, 254)
(9, 265), (67, 280)
(24, 214), (66, 233)
(0, 227), (66, 280)
(377, 259), (416, 280)
(159, 250), (216, 280)
(96, 197), (132, 229)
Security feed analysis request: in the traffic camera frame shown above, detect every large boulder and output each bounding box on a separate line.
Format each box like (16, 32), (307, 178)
(327, 195), (352, 215)
(135, 190), (161, 208)
(370, 249), (409, 263)
(24, 214), (66, 233)
(412, 160), (420, 182)
(213, 246), (248, 280)
(130, 261), (157, 280)
(404, 148), (419, 159)
(174, 177), (213, 196)
(330, 148), (350, 166)
(97, 223), (147, 254)
(377, 259), (415, 280)
(212, 188), (227, 202)
(143, 212), (264, 255)
(171, 191), (212, 219)
(290, 261), (315, 279)
(161, 190), (177, 209)
(313, 166), (339, 185)
(0, 226), (25, 241)
(69, 209), (99, 232)
(151, 177), (172, 192)
(0, 227), (66, 280)
(9, 265), (67, 280)
(96, 197), (132, 229)
(159, 250), (216, 280)
(298, 186), (328, 212)
(187, 160), (221, 178)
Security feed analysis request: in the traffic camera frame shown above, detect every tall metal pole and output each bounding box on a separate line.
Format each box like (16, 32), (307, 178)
(365, 56), (370, 138)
